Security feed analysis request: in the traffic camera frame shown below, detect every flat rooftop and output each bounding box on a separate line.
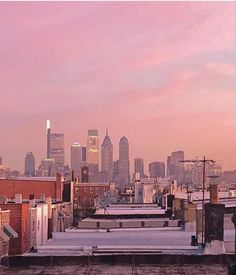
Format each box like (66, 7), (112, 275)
(32, 228), (236, 256)
(0, 177), (57, 182)
(0, 264), (228, 275)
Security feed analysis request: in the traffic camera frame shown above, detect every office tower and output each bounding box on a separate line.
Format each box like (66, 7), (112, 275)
(37, 158), (56, 177)
(134, 158), (144, 178)
(71, 142), (82, 179)
(82, 147), (87, 162)
(49, 133), (65, 173)
(112, 160), (119, 182)
(87, 130), (99, 165)
(167, 156), (171, 177)
(46, 120), (51, 159)
(149, 161), (165, 178)
(101, 128), (113, 181)
(167, 151), (184, 184)
(24, 151), (35, 176)
(118, 136), (130, 188)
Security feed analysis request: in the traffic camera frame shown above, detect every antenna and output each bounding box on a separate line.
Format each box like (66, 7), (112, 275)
(180, 156), (215, 246)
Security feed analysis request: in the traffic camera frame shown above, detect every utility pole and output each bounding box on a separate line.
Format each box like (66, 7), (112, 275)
(180, 156), (215, 246)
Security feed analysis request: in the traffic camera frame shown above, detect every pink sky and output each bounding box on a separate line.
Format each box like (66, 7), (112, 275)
(0, 2), (235, 173)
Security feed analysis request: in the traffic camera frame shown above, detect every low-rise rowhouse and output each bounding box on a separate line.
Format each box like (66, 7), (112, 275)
(0, 208), (18, 257)
(0, 203), (28, 255)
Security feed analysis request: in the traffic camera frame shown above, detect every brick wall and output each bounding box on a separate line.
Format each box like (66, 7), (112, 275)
(0, 177), (62, 200)
(0, 204), (30, 255)
(74, 184), (110, 208)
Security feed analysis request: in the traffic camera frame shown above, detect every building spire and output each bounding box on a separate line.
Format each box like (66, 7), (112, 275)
(106, 127), (108, 136)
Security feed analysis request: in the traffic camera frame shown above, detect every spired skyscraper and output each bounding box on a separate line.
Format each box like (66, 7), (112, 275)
(118, 136), (130, 188)
(101, 128), (113, 182)
(46, 121), (64, 174)
(24, 151), (35, 176)
(87, 130), (99, 166)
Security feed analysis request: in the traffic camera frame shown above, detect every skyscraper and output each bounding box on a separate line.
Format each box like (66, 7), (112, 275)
(134, 158), (144, 178)
(37, 158), (56, 177)
(82, 147), (87, 162)
(49, 133), (65, 173)
(101, 128), (113, 181)
(87, 130), (99, 166)
(46, 120), (51, 159)
(167, 150), (184, 184)
(24, 151), (35, 176)
(71, 142), (82, 179)
(118, 136), (130, 188)
(149, 161), (165, 178)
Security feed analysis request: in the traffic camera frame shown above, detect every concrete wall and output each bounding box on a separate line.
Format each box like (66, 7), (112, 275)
(36, 204), (48, 246)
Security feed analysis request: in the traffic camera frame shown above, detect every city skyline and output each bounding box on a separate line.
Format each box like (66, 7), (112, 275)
(0, 2), (235, 172)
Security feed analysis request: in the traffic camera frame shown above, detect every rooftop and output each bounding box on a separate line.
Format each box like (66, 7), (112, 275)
(0, 264), (228, 275)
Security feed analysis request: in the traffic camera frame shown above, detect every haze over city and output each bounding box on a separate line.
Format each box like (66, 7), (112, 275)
(0, 2), (235, 172)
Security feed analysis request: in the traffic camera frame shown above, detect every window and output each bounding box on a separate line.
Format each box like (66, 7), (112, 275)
(84, 187), (88, 193)
(90, 187), (93, 193)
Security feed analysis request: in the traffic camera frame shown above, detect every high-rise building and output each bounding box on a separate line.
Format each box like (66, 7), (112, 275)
(112, 160), (119, 182)
(149, 161), (165, 178)
(167, 150), (184, 184)
(134, 158), (144, 178)
(71, 142), (82, 179)
(37, 158), (56, 177)
(82, 147), (87, 162)
(24, 151), (35, 176)
(101, 128), (113, 181)
(49, 133), (65, 173)
(46, 120), (51, 159)
(118, 136), (130, 188)
(87, 130), (99, 165)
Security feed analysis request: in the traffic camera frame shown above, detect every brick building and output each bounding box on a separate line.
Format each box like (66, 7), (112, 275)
(0, 174), (63, 201)
(74, 182), (110, 208)
(0, 204), (29, 255)
(0, 209), (11, 257)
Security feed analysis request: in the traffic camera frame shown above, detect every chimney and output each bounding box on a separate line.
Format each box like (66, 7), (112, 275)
(40, 193), (46, 202)
(209, 183), (218, 204)
(46, 196), (52, 219)
(29, 194), (35, 207)
(56, 173), (62, 201)
(15, 194), (22, 204)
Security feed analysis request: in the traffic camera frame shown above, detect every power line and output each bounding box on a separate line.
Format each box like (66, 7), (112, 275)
(180, 156), (215, 246)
